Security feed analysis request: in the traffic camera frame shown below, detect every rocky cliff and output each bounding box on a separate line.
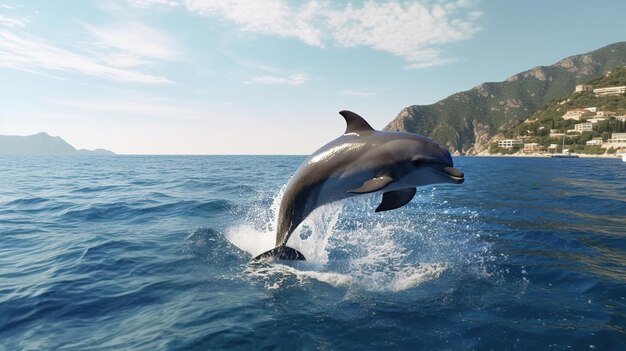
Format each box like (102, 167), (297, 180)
(384, 42), (626, 154)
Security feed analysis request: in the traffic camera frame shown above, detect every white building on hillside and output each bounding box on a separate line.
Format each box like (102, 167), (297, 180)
(562, 109), (592, 121)
(575, 84), (593, 92)
(586, 138), (603, 146)
(550, 129), (565, 137)
(574, 122), (593, 132)
(606, 133), (626, 147)
(593, 86), (626, 97)
(596, 110), (616, 117)
(498, 139), (523, 149)
(587, 117), (606, 124)
(523, 143), (539, 152)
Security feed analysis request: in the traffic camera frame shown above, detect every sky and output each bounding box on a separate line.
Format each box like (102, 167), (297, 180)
(1, 1), (625, 155)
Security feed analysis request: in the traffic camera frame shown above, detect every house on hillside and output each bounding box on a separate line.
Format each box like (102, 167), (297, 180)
(550, 129), (565, 137)
(562, 109), (592, 121)
(498, 139), (523, 149)
(575, 84), (593, 92)
(574, 122), (593, 132)
(596, 110), (615, 117)
(587, 117), (606, 124)
(605, 133), (626, 147)
(586, 138), (603, 146)
(523, 143), (539, 153)
(593, 86), (626, 97)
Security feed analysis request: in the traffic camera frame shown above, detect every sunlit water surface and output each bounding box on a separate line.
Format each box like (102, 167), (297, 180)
(0, 156), (624, 350)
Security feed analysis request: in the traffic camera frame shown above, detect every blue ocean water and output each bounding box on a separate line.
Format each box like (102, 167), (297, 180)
(0, 155), (625, 350)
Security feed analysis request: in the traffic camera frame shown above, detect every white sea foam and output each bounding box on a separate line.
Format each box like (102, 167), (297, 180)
(225, 223), (275, 257)
(226, 188), (490, 292)
(244, 263), (354, 290)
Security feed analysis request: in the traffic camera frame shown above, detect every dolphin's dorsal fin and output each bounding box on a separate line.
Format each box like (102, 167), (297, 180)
(339, 110), (375, 135)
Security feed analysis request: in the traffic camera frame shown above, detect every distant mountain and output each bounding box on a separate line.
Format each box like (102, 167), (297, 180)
(384, 42), (626, 155)
(0, 132), (115, 155)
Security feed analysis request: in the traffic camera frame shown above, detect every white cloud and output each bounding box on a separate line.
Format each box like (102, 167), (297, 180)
(233, 58), (280, 72)
(128, 0), (179, 7)
(50, 98), (210, 121)
(0, 17), (182, 83)
(325, 1), (480, 68)
(175, 0), (481, 68)
(244, 73), (309, 85)
(184, 0), (324, 46)
(104, 53), (153, 68)
(0, 14), (28, 27)
(342, 89), (377, 98)
(83, 22), (181, 67)
(0, 30), (173, 84)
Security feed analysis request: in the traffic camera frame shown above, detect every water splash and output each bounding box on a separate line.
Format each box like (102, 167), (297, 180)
(226, 187), (492, 292)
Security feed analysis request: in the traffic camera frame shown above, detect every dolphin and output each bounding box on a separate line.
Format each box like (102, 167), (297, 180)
(252, 110), (464, 261)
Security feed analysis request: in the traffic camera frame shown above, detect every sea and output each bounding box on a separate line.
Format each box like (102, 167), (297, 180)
(0, 155), (625, 350)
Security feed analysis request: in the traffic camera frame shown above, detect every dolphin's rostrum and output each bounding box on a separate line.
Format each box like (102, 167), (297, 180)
(252, 110), (464, 261)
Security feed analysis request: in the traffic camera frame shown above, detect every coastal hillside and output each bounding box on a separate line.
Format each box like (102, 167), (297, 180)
(488, 67), (626, 156)
(0, 132), (115, 155)
(384, 42), (626, 155)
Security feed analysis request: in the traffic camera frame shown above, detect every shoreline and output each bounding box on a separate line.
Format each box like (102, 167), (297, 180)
(469, 153), (622, 159)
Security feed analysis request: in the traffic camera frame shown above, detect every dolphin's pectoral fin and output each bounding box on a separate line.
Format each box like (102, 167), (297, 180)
(375, 188), (417, 212)
(348, 175), (393, 194)
(251, 245), (306, 262)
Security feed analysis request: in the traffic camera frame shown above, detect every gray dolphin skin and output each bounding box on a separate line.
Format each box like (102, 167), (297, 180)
(252, 110), (464, 261)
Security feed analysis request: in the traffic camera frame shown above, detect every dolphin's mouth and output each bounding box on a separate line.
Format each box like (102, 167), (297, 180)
(442, 166), (465, 184)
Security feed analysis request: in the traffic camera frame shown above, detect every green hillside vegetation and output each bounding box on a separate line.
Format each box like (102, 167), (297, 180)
(384, 42), (626, 154)
(491, 67), (626, 155)
(587, 67), (626, 87)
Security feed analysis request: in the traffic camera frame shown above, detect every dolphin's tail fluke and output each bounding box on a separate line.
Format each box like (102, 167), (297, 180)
(251, 245), (306, 262)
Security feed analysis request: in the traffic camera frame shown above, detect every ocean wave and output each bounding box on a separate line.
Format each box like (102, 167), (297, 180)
(60, 199), (235, 222)
(213, 184), (256, 195)
(4, 196), (49, 206)
(2, 156), (625, 350)
(70, 184), (122, 194)
(185, 227), (249, 265)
